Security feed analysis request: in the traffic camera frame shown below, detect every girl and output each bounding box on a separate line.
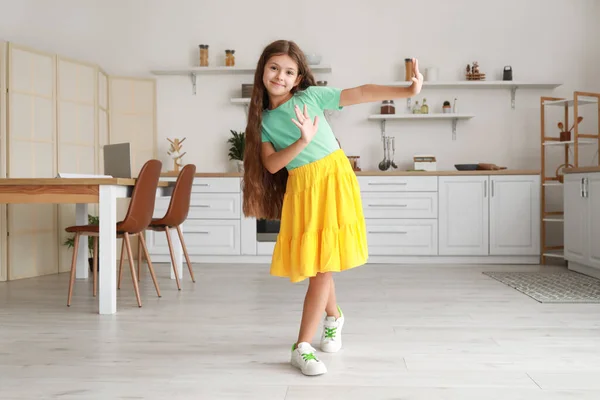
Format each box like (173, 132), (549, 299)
(242, 40), (423, 376)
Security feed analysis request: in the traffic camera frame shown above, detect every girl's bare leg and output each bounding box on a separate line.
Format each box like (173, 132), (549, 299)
(325, 277), (340, 318)
(296, 272), (332, 344)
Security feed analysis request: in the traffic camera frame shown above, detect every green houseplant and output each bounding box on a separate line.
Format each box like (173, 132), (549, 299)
(63, 214), (99, 272)
(227, 130), (245, 172)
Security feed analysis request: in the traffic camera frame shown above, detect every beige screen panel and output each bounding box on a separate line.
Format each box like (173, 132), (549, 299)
(98, 69), (109, 174)
(0, 41), (7, 282)
(7, 43), (57, 280)
(56, 57), (98, 273)
(108, 77), (157, 177)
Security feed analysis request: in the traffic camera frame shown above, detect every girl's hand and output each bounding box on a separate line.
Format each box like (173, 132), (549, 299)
(408, 58), (424, 96)
(291, 104), (319, 144)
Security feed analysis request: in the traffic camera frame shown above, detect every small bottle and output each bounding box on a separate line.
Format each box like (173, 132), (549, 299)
(420, 98), (429, 114)
(199, 45), (209, 67)
(412, 100), (420, 114)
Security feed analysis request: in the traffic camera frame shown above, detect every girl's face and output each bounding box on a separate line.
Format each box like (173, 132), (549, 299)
(262, 54), (301, 97)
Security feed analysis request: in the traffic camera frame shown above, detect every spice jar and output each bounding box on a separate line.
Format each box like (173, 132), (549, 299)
(199, 45), (209, 67)
(404, 58), (413, 81)
(381, 100), (395, 114)
(225, 49), (236, 67)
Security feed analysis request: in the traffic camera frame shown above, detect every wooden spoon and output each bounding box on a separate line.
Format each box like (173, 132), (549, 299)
(568, 116), (584, 132)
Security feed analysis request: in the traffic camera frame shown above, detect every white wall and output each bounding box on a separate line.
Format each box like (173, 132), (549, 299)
(0, 0), (598, 173)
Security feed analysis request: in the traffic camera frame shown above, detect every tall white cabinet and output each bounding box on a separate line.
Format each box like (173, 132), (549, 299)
(0, 41), (157, 281)
(564, 171), (600, 278)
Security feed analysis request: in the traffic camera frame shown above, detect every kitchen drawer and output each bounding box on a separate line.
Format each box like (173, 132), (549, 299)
(177, 219), (240, 255)
(362, 192), (437, 219)
(192, 177), (241, 193)
(188, 193), (240, 219)
(366, 219), (438, 255)
(358, 176), (437, 192)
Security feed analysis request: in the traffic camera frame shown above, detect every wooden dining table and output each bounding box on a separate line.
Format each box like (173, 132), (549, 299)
(0, 178), (175, 314)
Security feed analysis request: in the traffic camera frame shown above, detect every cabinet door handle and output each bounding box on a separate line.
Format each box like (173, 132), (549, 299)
(197, 183), (210, 187)
(194, 204), (211, 208)
(484, 181), (487, 197)
(584, 177), (589, 198)
(368, 204), (407, 208)
(491, 181), (495, 197)
(368, 182), (407, 186)
(581, 177), (586, 197)
(368, 231), (407, 234)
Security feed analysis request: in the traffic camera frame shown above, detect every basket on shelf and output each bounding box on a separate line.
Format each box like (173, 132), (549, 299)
(466, 72), (486, 81)
(465, 62), (486, 81)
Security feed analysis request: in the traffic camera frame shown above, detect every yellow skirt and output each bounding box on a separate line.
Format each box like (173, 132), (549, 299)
(270, 149), (369, 283)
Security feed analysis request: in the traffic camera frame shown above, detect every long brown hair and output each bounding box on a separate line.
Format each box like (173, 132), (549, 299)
(242, 40), (316, 219)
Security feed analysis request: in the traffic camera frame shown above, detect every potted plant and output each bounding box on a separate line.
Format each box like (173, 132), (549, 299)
(63, 214), (99, 272)
(227, 130), (245, 172)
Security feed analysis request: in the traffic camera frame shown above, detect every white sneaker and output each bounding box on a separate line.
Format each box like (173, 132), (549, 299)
(320, 306), (344, 353)
(290, 342), (327, 376)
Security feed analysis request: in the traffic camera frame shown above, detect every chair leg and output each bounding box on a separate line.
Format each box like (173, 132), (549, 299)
(137, 231), (143, 281)
(67, 233), (80, 307)
(117, 240), (125, 290)
(138, 232), (161, 298)
(92, 236), (98, 297)
(176, 225), (195, 283)
(123, 233), (142, 307)
(165, 228), (182, 290)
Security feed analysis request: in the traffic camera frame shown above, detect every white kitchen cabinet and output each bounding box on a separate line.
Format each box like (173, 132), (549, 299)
(145, 173), (541, 264)
(564, 174), (587, 264)
(439, 175), (540, 256)
(587, 174), (600, 268)
(360, 175), (438, 256)
(489, 175), (540, 255)
(564, 172), (600, 276)
(438, 176), (489, 255)
(146, 177), (244, 257)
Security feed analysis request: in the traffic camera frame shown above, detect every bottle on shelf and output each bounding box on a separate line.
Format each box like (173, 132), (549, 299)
(420, 98), (429, 114)
(412, 100), (421, 114)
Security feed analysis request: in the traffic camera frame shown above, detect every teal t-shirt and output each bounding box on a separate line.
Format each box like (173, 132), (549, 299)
(261, 86), (343, 170)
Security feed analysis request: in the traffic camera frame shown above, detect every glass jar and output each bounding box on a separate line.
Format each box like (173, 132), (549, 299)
(404, 58), (413, 81)
(381, 100), (395, 115)
(199, 45), (209, 67)
(225, 49), (236, 67)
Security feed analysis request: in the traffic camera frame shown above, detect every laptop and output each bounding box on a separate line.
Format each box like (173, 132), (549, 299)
(103, 142), (132, 178)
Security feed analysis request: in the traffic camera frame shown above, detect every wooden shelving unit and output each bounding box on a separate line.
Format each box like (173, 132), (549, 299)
(540, 91), (600, 263)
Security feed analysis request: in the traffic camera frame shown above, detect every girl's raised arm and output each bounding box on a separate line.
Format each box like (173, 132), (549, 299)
(339, 58), (423, 107)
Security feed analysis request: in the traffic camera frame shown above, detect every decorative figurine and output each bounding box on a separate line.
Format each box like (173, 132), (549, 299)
(466, 61), (486, 80)
(167, 137), (187, 172)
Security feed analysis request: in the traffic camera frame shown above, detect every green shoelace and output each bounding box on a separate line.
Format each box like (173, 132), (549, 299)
(302, 352), (317, 361)
(324, 327), (337, 339)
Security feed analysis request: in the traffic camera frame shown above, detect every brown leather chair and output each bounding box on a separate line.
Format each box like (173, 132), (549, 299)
(66, 159), (163, 307)
(141, 164), (196, 290)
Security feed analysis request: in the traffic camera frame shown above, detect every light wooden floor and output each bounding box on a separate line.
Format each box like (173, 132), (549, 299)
(1, 262), (600, 399)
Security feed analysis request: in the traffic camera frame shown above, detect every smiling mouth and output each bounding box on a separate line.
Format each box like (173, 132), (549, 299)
(271, 82), (284, 87)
